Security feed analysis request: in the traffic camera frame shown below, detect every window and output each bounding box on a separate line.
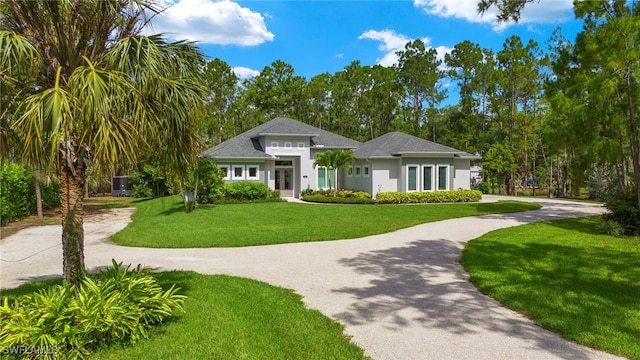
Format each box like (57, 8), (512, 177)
(423, 166), (433, 191)
(284, 142), (292, 149)
(354, 166), (362, 177)
(363, 165), (370, 177)
(297, 142), (305, 149)
(407, 166), (418, 191)
(347, 166), (353, 177)
(317, 166), (335, 190)
(232, 166), (244, 180)
(437, 166), (448, 190)
(271, 142), (279, 149)
(247, 165), (259, 180)
(219, 165), (231, 180)
(275, 160), (293, 166)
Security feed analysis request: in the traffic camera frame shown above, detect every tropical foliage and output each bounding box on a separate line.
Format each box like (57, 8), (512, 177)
(0, 0), (205, 284)
(313, 150), (356, 195)
(0, 261), (185, 359)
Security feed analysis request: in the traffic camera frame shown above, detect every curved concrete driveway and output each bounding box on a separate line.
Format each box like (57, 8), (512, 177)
(0, 197), (625, 360)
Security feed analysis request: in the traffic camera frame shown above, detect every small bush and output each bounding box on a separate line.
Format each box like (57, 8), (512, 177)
(301, 194), (375, 204)
(604, 189), (640, 235)
(473, 181), (490, 194)
(40, 180), (61, 209)
(131, 184), (153, 198)
(376, 190), (482, 204)
(0, 261), (185, 359)
(595, 219), (625, 236)
(222, 181), (273, 201)
(0, 163), (34, 225)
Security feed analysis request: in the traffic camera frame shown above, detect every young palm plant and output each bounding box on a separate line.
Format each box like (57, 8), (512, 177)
(0, 0), (205, 285)
(313, 150), (356, 196)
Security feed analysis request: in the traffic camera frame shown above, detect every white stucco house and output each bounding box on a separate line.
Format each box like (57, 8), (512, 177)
(202, 117), (479, 198)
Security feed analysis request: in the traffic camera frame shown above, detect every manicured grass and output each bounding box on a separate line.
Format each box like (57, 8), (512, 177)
(461, 216), (640, 359)
(111, 195), (541, 247)
(0, 272), (369, 360)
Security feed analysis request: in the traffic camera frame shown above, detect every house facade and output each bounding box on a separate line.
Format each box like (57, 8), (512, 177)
(202, 117), (479, 198)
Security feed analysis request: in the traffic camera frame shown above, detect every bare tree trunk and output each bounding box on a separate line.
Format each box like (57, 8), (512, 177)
(34, 177), (43, 220)
(59, 156), (86, 286)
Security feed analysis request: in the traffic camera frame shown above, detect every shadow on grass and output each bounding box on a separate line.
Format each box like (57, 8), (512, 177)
(333, 237), (625, 359)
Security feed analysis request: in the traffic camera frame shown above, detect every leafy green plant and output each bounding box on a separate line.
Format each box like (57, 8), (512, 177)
(0, 163), (34, 225)
(222, 181), (272, 201)
(301, 195), (376, 204)
(473, 181), (490, 194)
(0, 261), (185, 359)
(595, 219), (624, 237)
(604, 188), (640, 235)
(376, 190), (482, 204)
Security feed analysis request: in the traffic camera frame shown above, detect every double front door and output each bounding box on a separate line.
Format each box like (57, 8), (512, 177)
(275, 168), (293, 197)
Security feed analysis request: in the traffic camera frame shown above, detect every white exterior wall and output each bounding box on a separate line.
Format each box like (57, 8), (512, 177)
(371, 158), (400, 197)
(453, 159), (472, 190)
(264, 136), (314, 197)
(342, 159), (373, 194)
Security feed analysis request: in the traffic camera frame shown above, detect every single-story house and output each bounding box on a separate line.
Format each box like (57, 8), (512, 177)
(202, 117), (479, 198)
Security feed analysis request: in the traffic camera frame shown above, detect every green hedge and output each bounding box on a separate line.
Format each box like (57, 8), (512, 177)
(0, 163), (61, 225)
(376, 190), (482, 204)
(301, 194), (376, 204)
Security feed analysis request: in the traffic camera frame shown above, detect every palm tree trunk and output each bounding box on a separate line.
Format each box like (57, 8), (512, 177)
(59, 156), (85, 285)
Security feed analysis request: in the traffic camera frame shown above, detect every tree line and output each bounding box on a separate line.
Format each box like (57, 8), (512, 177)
(202, 0), (639, 204)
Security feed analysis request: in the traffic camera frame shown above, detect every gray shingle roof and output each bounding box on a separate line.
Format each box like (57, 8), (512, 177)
(202, 117), (361, 159)
(354, 132), (477, 159)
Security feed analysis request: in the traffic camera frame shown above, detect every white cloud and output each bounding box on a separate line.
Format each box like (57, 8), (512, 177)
(148, 0), (274, 46)
(233, 66), (260, 79)
(334, 53), (344, 58)
(358, 29), (451, 68)
(413, 0), (573, 31)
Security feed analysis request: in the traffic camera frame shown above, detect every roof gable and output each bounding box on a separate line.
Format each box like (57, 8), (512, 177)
(354, 132), (475, 159)
(202, 117), (361, 159)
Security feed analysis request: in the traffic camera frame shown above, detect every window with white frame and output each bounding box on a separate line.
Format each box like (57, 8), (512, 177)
(284, 142), (292, 149)
(219, 165), (231, 180)
(347, 166), (353, 177)
(271, 142), (279, 149)
(247, 165), (259, 180)
(437, 166), (448, 190)
(363, 165), (370, 177)
(422, 166), (433, 191)
(354, 165), (362, 177)
(297, 142), (305, 149)
(317, 166), (335, 190)
(232, 165), (245, 180)
(407, 165), (418, 191)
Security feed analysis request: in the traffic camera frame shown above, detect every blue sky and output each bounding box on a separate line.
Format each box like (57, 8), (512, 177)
(148, 0), (584, 80)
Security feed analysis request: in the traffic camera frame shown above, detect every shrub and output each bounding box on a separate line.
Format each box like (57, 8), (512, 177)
(376, 190), (482, 204)
(0, 261), (185, 359)
(595, 219), (625, 237)
(604, 189), (640, 235)
(131, 184), (153, 198)
(40, 180), (61, 209)
(223, 181), (272, 201)
(301, 194), (376, 204)
(473, 181), (490, 194)
(0, 163), (34, 225)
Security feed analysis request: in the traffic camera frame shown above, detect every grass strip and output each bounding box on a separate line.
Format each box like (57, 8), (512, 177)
(461, 216), (640, 359)
(111, 196), (540, 247)
(0, 272), (369, 360)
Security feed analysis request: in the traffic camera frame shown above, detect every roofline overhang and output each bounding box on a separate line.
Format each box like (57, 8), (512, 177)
(255, 132), (319, 137)
(208, 155), (276, 160)
(392, 152), (458, 157)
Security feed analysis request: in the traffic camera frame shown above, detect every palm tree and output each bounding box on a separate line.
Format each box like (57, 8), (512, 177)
(0, 0), (205, 285)
(313, 150), (356, 196)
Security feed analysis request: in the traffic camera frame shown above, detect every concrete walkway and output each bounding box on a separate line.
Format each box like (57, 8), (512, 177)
(0, 197), (625, 359)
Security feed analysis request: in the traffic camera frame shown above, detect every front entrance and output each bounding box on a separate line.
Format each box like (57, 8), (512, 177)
(275, 168), (294, 197)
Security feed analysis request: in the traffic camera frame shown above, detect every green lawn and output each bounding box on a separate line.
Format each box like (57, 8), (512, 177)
(461, 216), (640, 360)
(111, 195), (541, 247)
(0, 272), (369, 360)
